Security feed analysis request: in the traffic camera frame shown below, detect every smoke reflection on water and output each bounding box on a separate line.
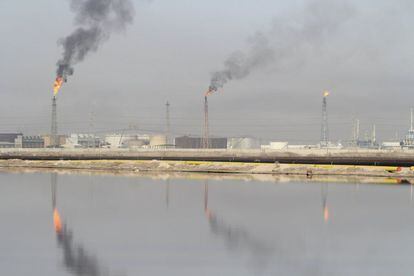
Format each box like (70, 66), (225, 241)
(56, 227), (104, 276)
(202, 180), (333, 274)
(204, 181), (274, 273)
(51, 173), (114, 276)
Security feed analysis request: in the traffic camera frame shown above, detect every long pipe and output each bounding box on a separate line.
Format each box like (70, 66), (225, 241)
(2, 149), (414, 166)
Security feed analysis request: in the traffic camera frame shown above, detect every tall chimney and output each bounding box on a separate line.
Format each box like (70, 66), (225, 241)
(202, 96), (210, 149)
(165, 101), (171, 145)
(320, 93), (329, 148)
(51, 96), (58, 148)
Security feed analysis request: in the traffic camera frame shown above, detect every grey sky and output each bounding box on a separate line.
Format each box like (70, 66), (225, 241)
(0, 0), (414, 143)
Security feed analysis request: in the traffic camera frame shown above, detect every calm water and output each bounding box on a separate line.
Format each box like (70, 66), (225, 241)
(1, 171), (414, 276)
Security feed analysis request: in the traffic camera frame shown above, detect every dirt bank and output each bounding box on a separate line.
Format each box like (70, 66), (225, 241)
(0, 159), (413, 179)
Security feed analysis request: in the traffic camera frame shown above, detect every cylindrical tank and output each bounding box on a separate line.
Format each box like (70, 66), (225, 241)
(150, 135), (167, 148)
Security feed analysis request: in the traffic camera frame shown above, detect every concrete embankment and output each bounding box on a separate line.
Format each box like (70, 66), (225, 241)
(1, 159), (414, 179)
(1, 148), (414, 166)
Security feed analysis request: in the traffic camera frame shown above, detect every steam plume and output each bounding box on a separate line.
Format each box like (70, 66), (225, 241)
(56, 0), (135, 80)
(208, 0), (355, 92)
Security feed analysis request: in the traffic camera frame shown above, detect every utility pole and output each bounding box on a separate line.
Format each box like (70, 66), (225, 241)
(166, 101), (171, 146)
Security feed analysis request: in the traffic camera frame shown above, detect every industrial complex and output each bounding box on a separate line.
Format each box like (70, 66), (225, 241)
(0, 92), (412, 152)
(0, 91), (414, 153)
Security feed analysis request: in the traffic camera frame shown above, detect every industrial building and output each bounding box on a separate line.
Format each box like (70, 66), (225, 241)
(381, 142), (401, 149)
(401, 109), (414, 149)
(348, 119), (379, 149)
(126, 139), (146, 149)
(0, 133), (22, 148)
(261, 142), (289, 150)
(15, 135), (44, 148)
(401, 132), (414, 149)
(355, 139), (379, 149)
(63, 134), (102, 148)
(175, 136), (227, 149)
(103, 134), (170, 149)
(104, 134), (150, 149)
(261, 142), (325, 150)
(227, 137), (261, 149)
(43, 135), (67, 148)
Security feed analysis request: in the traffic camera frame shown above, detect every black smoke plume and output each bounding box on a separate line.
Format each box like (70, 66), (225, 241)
(208, 0), (355, 92)
(56, 0), (135, 80)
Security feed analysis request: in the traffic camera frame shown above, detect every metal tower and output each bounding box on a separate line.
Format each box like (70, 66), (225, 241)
(356, 119), (360, 143)
(51, 96), (58, 148)
(320, 92), (329, 148)
(202, 96), (210, 149)
(166, 101), (171, 145)
(352, 118), (360, 146)
(372, 124), (376, 145)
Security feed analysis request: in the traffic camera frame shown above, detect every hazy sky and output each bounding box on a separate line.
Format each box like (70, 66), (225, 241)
(1, 0), (414, 143)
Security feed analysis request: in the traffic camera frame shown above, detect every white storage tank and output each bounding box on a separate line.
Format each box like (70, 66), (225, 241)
(150, 135), (167, 148)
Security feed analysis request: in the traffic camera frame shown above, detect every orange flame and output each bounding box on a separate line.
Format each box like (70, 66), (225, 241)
(53, 208), (63, 233)
(205, 89), (213, 97)
(205, 87), (219, 97)
(323, 206), (329, 222)
(323, 91), (330, 97)
(53, 77), (64, 96)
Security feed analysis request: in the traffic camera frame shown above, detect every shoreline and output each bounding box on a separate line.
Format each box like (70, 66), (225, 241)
(0, 159), (413, 179)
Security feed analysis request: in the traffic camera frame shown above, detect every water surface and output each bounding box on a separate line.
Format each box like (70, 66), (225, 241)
(1, 171), (413, 275)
